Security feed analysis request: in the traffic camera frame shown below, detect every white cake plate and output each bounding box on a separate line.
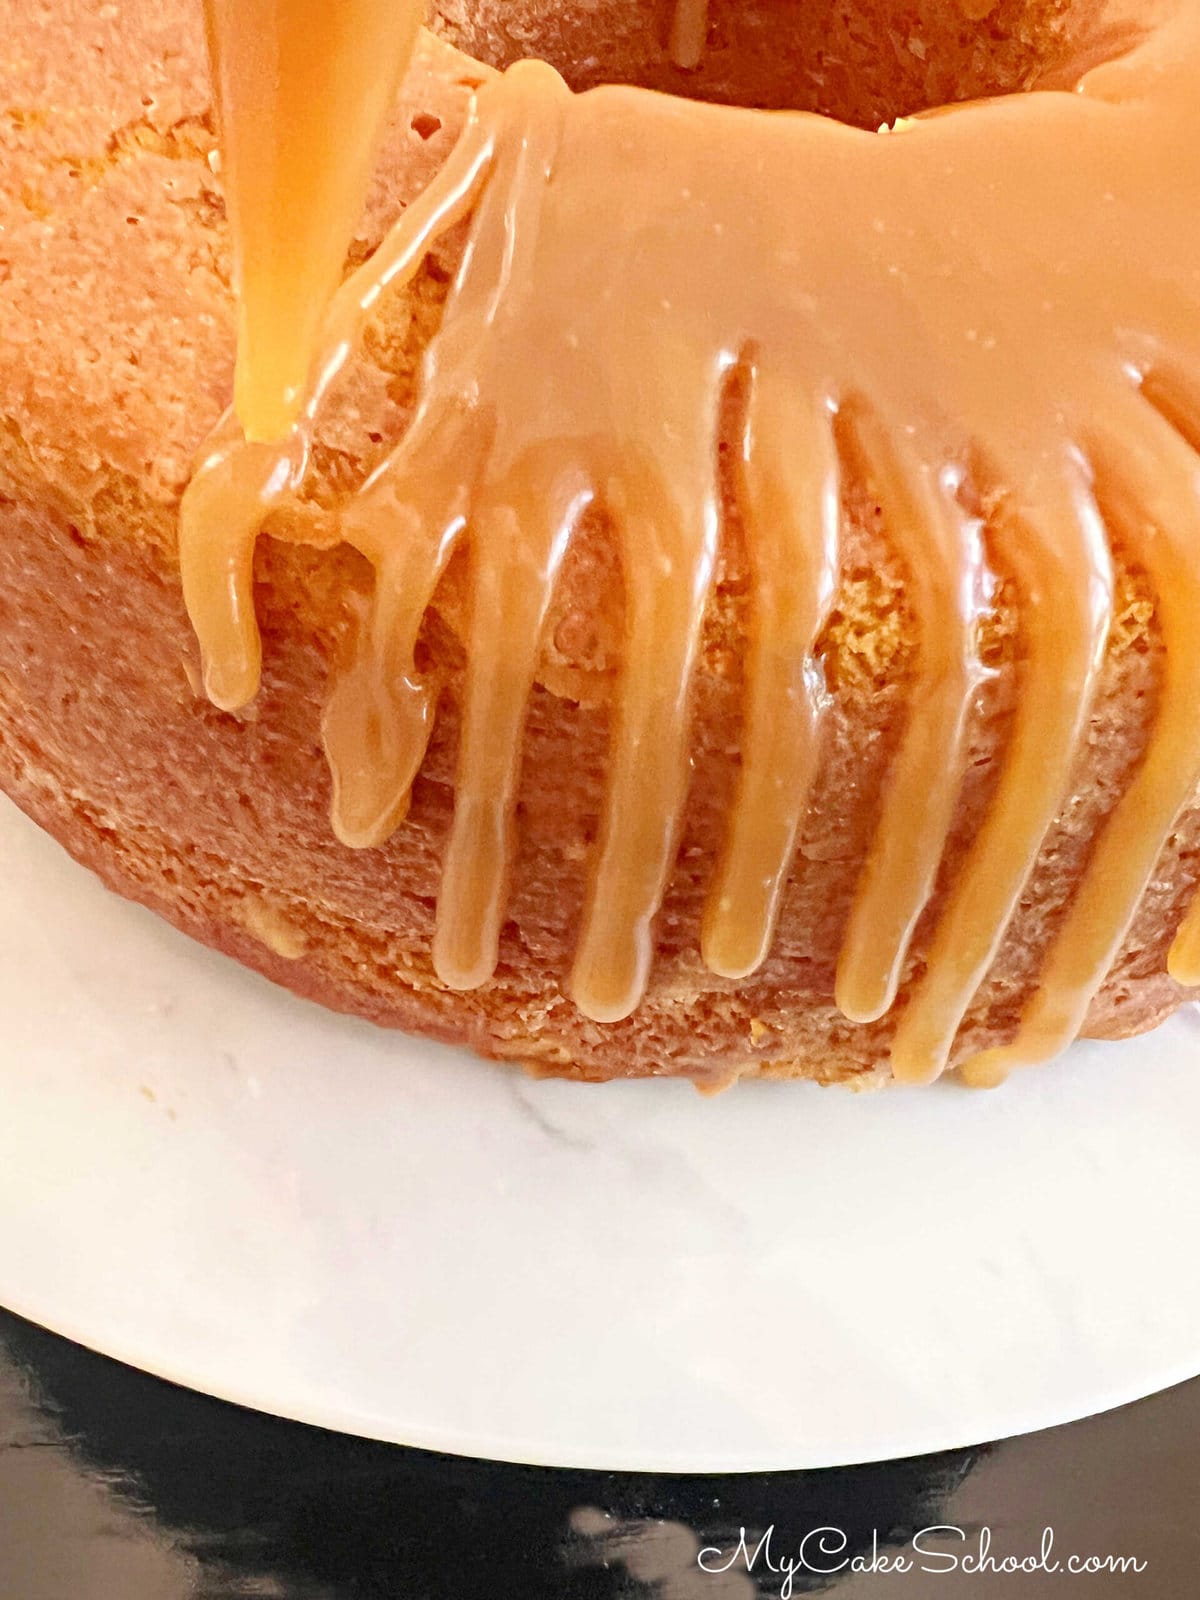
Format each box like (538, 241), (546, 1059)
(0, 794), (1197, 1471)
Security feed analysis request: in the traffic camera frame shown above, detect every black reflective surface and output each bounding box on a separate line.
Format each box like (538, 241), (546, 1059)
(0, 1307), (1192, 1597)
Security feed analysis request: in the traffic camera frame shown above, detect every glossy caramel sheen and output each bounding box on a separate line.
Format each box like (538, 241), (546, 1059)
(184, 2), (1200, 1082)
(204, 0), (422, 442)
(668, 0), (711, 69)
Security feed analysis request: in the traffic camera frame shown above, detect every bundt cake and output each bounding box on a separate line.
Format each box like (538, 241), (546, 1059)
(1, 0), (1198, 1088)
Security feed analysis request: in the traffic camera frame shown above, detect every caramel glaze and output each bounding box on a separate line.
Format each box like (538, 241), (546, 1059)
(668, 0), (711, 69)
(183, 1), (1200, 1084)
(204, 0), (423, 444)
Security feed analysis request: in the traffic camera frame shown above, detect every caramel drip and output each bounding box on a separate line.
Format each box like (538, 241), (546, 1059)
(966, 393), (1200, 1084)
(1170, 900), (1200, 988)
(203, 0), (424, 443)
(669, 0), (712, 70)
(891, 457), (1114, 1082)
(834, 412), (987, 1027)
(185, 3), (1200, 1079)
(702, 370), (840, 981)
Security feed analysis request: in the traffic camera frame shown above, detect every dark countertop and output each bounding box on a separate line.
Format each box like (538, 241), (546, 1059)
(0, 1308), (1192, 1597)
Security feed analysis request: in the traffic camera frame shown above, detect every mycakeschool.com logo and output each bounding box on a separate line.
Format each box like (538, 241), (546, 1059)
(697, 1526), (1149, 1595)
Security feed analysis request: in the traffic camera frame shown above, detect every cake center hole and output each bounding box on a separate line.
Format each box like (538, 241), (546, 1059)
(431, 0), (1095, 126)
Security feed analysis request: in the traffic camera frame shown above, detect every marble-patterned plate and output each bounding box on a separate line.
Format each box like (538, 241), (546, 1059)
(0, 794), (1197, 1471)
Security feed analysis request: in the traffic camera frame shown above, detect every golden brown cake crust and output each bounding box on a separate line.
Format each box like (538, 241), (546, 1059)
(0, 0), (1196, 1086)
